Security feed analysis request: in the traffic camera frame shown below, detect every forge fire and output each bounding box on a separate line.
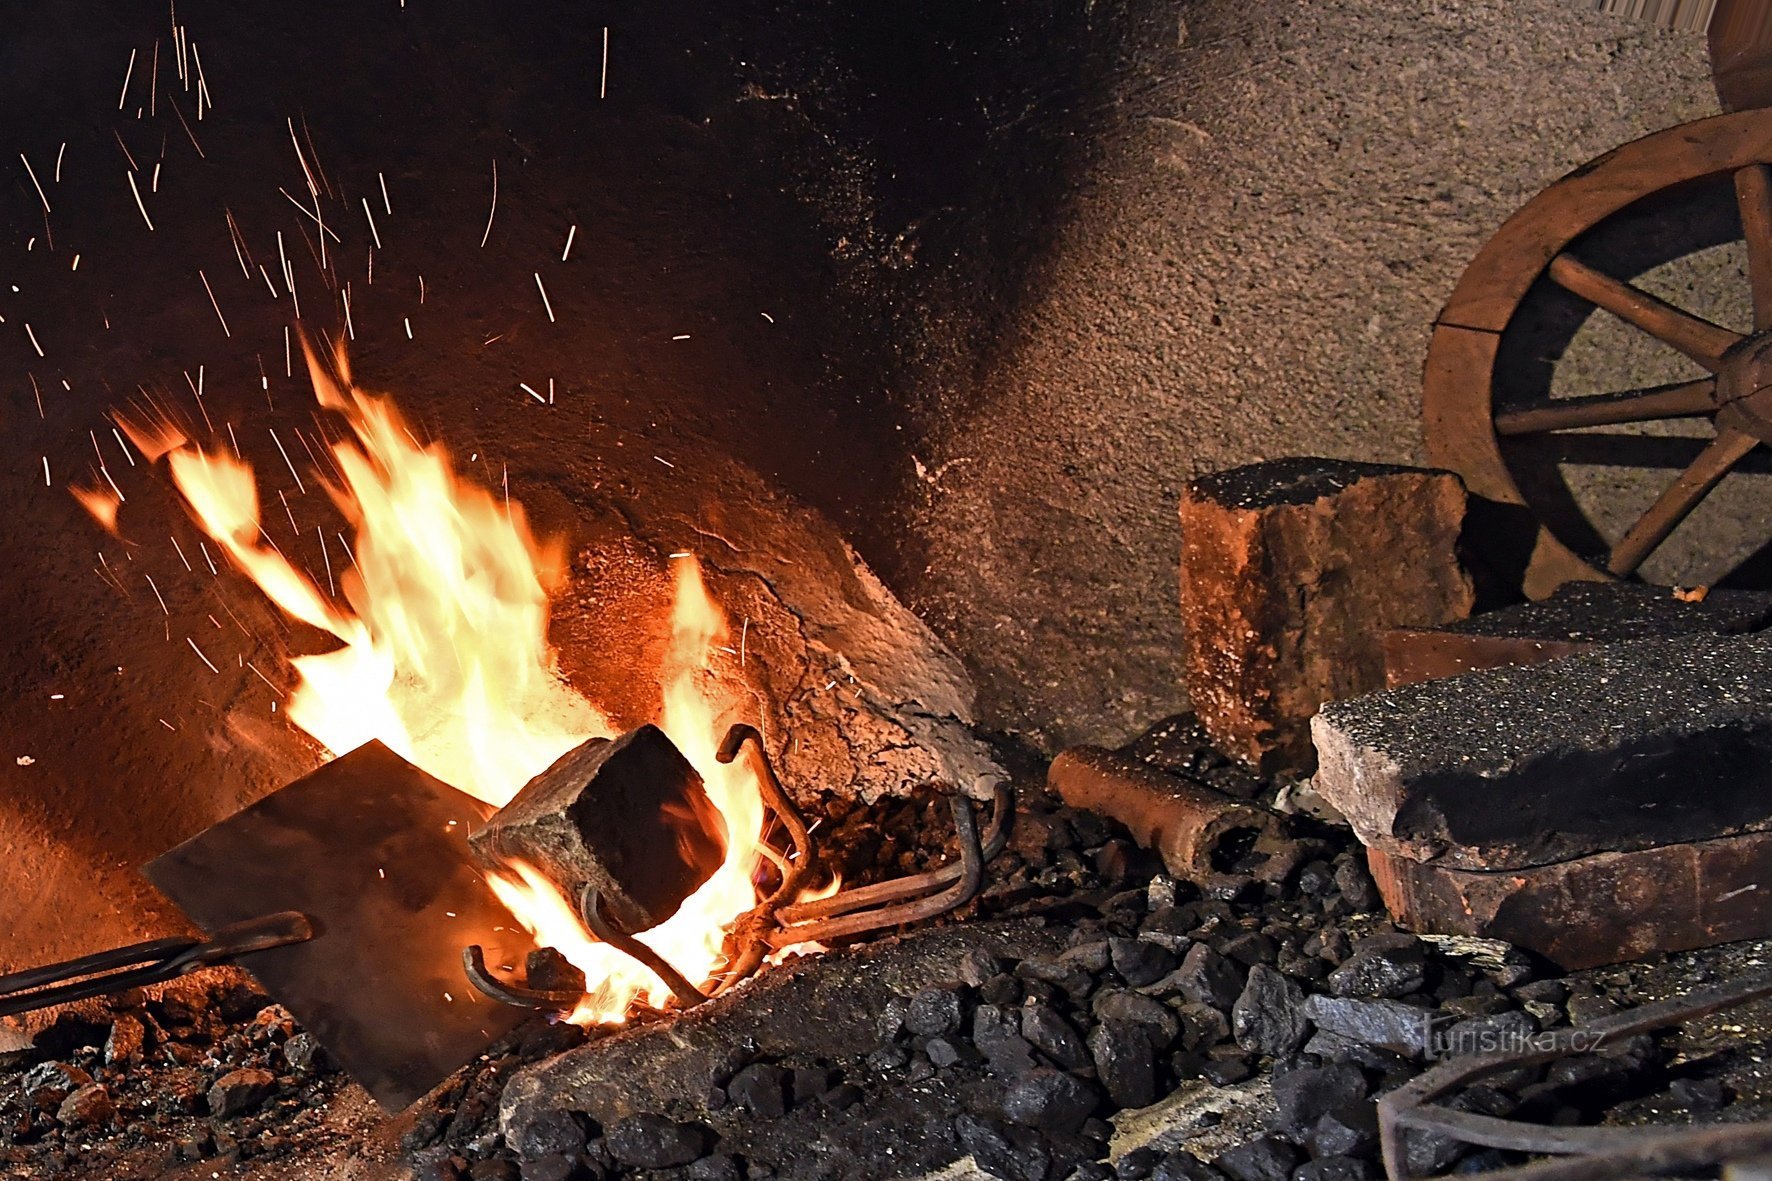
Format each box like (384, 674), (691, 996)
(8, 3), (1772, 1181)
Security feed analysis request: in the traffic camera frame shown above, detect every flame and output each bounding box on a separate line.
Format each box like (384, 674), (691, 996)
(72, 483), (122, 534)
(145, 336), (785, 1019)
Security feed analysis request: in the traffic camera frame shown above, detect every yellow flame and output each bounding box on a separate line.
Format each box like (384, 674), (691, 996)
(72, 483), (122, 534)
(148, 336), (783, 1019)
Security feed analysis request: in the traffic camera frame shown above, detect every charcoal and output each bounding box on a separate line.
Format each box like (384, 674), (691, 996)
(1175, 1003), (1231, 1051)
(605, 1114), (713, 1169)
(1022, 1006), (1092, 1072)
(928, 1037), (980, 1069)
(1117, 1147), (1161, 1179)
(1093, 992), (1179, 1049)
(1271, 1062), (1366, 1136)
(976, 1006), (1041, 1077)
(55, 1083), (114, 1129)
(1218, 933), (1277, 968)
(1004, 1069), (1102, 1134)
(1328, 948), (1426, 999)
(526, 949), (587, 996)
(1151, 1153), (1226, 1181)
(207, 1068), (277, 1118)
(877, 997), (911, 1043)
(728, 1063), (789, 1119)
(1200, 1048), (1255, 1086)
(1177, 944), (1245, 1010)
(1306, 1103), (1380, 1159)
(1303, 997), (1433, 1060)
(1060, 942), (1113, 974)
(982, 974), (1025, 1006)
(518, 1157), (577, 1181)
(1293, 1158), (1375, 1181)
(511, 1109), (590, 1161)
(1211, 1135), (1298, 1181)
(962, 949), (1009, 987)
(1088, 1021), (1157, 1108)
(1110, 939), (1177, 987)
(688, 1154), (744, 1181)
(908, 986), (968, 1037)
(1333, 861), (1380, 913)
(1232, 965), (1310, 1057)
(957, 1113), (1052, 1181)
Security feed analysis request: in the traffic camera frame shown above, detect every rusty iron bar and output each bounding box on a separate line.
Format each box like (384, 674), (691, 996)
(774, 779), (1012, 925)
(763, 791), (986, 950)
(1377, 961), (1772, 1180)
(580, 885), (710, 1009)
(460, 944), (580, 1013)
(0, 912), (312, 1019)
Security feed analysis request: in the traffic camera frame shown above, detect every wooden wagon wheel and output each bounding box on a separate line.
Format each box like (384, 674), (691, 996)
(1425, 109), (1772, 598)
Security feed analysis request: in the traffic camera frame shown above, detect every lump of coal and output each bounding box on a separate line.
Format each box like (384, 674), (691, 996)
(605, 1113), (714, 1169)
(470, 726), (727, 933)
(207, 1068), (278, 1118)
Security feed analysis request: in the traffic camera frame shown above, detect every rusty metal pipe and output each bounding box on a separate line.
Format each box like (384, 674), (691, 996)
(1047, 746), (1280, 884)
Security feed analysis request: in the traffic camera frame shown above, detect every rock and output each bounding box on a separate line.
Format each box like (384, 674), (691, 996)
(1271, 1062), (1366, 1136)
(1313, 633), (1772, 871)
(282, 1032), (329, 1073)
(518, 1157), (577, 1181)
(1110, 938), (1177, 987)
(956, 1113), (1051, 1181)
(961, 949), (1007, 987)
(104, 1014), (145, 1065)
(687, 1154), (744, 1181)
(1151, 1152), (1226, 1181)
(791, 1066), (839, 1107)
(207, 1068), (277, 1118)
(907, 985), (968, 1037)
(976, 1005), (1041, 1076)
(1303, 996), (1433, 1060)
(22, 1062), (91, 1112)
(1232, 965), (1310, 1057)
(1307, 1103), (1381, 1159)
(1334, 860), (1381, 913)
(467, 1162), (519, 1181)
(1088, 1021), (1158, 1109)
(1093, 991), (1181, 1049)
(1177, 944), (1246, 1011)
(526, 948), (588, 995)
(1210, 1134), (1300, 1181)
(1176, 1003), (1232, 1051)
(1060, 942), (1112, 974)
(1293, 1158), (1375, 1181)
(1004, 1069), (1102, 1134)
(727, 1063), (790, 1119)
(1023, 1005), (1092, 1072)
(928, 1036), (979, 1069)
(1217, 933), (1277, 968)
(1328, 947), (1426, 999)
(55, 1083), (114, 1128)
(605, 1114), (713, 1169)
(1180, 458), (1473, 774)
(511, 1109), (590, 1161)
(1117, 1147), (1161, 1179)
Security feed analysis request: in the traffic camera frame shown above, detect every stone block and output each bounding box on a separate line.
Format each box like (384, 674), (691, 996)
(1179, 458), (1473, 774)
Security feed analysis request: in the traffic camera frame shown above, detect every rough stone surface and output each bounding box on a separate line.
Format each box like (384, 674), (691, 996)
(1179, 459), (1474, 774)
(1089, 1021), (1159, 1110)
(206, 1067), (277, 1118)
(1302, 997), (1434, 1061)
(468, 726), (726, 934)
(1312, 633), (1772, 871)
(55, 1082), (114, 1128)
(605, 1113), (714, 1169)
(1231, 966), (1310, 1058)
(1002, 1069), (1101, 1134)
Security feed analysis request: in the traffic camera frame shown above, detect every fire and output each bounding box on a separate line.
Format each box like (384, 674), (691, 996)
(138, 337), (778, 1019)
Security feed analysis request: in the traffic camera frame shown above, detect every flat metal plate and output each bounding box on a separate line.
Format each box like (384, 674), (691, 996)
(144, 741), (533, 1110)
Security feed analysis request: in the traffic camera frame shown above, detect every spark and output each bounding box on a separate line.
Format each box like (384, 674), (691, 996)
(41, 456), (50, 486)
(198, 269), (231, 336)
(118, 47), (137, 110)
(112, 428), (135, 465)
(562, 225), (576, 261)
(378, 171), (392, 215)
(171, 536), (192, 571)
(317, 526), (334, 595)
(112, 129), (139, 171)
(151, 161), (161, 192)
(269, 428), (306, 493)
(600, 26), (609, 99)
(53, 142), (64, 183)
(19, 154), (49, 214)
(277, 188), (341, 242)
(419, 274), (426, 303)
(29, 375), (42, 419)
(226, 422), (241, 458)
(278, 488), (298, 534)
(198, 540), (218, 575)
(246, 661), (283, 696)
(336, 531), (357, 570)
(146, 574), (169, 614)
(150, 40), (158, 116)
(342, 283), (354, 339)
(70, 254), (80, 271)
(654, 455), (675, 468)
(284, 325), (292, 375)
(24, 324), (43, 357)
(548, 377), (555, 404)
(672, 333), (691, 340)
(519, 382), (545, 404)
(225, 209), (253, 276)
(404, 316), (413, 339)
(534, 272), (555, 322)
(126, 171), (155, 230)
(760, 311), (775, 323)
(191, 42), (210, 116)
(167, 93), (205, 157)
(288, 117), (318, 198)
(479, 157), (497, 248)
(160, 718), (176, 731)
(259, 264), (279, 298)
(187, 636), (220, 675)
(361, 197), (382, 249)
(100, 464), (126, 503)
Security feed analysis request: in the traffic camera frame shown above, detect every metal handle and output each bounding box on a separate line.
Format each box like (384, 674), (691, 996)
(0, 911), (313, 1018)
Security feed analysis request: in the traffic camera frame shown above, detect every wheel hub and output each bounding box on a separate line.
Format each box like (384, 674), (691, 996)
(1715, 331), (1772, 443)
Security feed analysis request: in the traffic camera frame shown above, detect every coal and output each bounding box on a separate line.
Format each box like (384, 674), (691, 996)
(206, 1067), (277, 1118)
(103, 1015), (145, 1066)
(1151, 1152), (1226, 1181)
(955, 1113), (1052, 1181)
(1270, 1062), (1366, 1136)
(518, 1157), (577, 1181)
(1110, 938), (1178, 987)
(727, 1063), (790, 1119)
(907, 986), (969, 1037)
(975, 1006), (1042, 1077)
(605, 1113), (714, 1169)
(1333, 861), (1381, 913)
(1211, 1134), (1299, 1181)
(469, 726), (727, 934)
(1087, 1021), (1157, 1109)
(1307, 1103), (1380, 1159)
(1327, 948), (1425, 999)
(1293, 1158), (1376, 1181)
(1002, 1070), (1101, 1134)
(510, 1109), (591, 1161)
(526, 949), (588, 996)
(1231, 966), (1310, 1057)
(1302, 997), (1433, 1060)
(1176, 944), (1245, 1010)
(688, 1153), (745, 1181)
(56, 1083), (114, 1128)
(1022, 1006), (1092, 1072)
(1117, 1147), (1161, 1179)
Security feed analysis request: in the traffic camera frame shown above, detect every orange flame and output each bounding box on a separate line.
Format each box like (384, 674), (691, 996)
(146, 336), (779, 1019)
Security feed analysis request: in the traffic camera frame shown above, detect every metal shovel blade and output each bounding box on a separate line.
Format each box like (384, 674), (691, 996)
(144, 740), (534, 1110)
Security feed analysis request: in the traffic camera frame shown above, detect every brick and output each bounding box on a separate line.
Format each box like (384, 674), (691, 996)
(1179, 458), (1473, 774)
(1368, 829), (1772, 971)
(1312, 632), (1772, 871)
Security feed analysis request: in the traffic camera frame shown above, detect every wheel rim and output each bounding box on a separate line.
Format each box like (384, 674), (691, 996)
(1425, 109), (1772, 597)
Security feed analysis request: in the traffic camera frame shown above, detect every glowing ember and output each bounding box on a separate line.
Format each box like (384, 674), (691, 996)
(127, 336), (779, 1020)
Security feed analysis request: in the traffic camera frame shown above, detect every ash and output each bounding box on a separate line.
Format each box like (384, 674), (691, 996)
(5, 718), (1772, 1181)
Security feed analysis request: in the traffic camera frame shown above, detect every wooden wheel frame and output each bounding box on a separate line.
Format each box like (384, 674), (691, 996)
(1425, 109), (1772, 598)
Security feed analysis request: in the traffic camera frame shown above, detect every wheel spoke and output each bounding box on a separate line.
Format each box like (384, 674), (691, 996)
(1547, 254), (1743, 371)
(1738, 165), (1772, 333)
(1493, 379), (1716, 436)
(1606, 426), (1760, 576)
